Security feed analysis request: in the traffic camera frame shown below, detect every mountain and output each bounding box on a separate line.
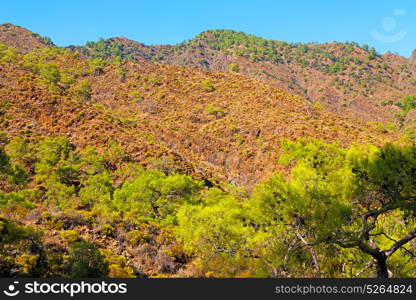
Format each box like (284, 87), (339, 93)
(0, 23), (54, 53)
(0, 35), (395, 186)
(75, 29), (416, 124)
(0, 24), (414, 279)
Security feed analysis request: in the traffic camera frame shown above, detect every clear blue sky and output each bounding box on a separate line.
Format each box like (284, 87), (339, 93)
(1, 0), (415, 57)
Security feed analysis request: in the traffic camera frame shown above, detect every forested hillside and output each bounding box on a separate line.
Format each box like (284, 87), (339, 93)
(75, 29), (416, 125)
(0, 24), (415, 278)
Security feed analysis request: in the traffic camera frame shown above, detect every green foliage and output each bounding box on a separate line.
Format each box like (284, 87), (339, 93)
(253, 139), (416, 277)
(142, 75), (161, 86)
(2, 122), (416, 278)
(396, 95), (416, 114)
(227, 63), (240, 72)
(195, 30), (283, 63)
(35, 137), (79, 207)
(79, 171), (113, 208)
(100, 249), (135, 277)
(0, 191), (35, 209)
(205, 105), (226, 119)
(200, 80), (215, 92)
(39, 63), (60, 89)
(379, 98), (394, 106)
(0, 143), (11, 178)
(68, 241), (109, 278)
(5, 136), (33, 169)
(125, 229), (151, 245)
(88, 57), (107, 74)
(85, 38), (124, 60)
(176, 188), (256, 277)
(259, 138), (353, 241)
(0, 43), (18, 63)
(99, 224), (115, 236)
(147, 156), (179, 175)
(60, 230), (79, 244)
(368, 121), (388, 133)
(328, 62), (345, 74)
(111, 169), (202, 224)
(70, 80), (92, 101)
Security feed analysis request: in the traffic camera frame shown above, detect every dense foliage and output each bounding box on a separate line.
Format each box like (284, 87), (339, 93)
(0, 133), (415, 278)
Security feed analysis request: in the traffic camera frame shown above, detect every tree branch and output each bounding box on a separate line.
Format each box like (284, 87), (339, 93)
(385, 228), (416, 258)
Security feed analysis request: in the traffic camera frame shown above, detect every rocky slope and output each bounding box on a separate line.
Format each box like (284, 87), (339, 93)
(0, 30), (399, 185)
(0, 23), (54, 53)
(73, 29), (416, 123)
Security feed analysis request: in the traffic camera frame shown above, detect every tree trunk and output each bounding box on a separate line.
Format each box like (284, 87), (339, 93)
(374, 253), (389, 278)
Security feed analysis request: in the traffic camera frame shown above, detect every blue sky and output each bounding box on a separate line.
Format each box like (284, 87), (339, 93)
(1, 0), (415, 57)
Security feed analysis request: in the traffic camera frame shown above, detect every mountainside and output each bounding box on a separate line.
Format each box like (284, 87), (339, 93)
(0, 23), (54, 53)
(1, 24), (416, 279)
(76, 29), (416, 123)
(0, 38), (396, 186)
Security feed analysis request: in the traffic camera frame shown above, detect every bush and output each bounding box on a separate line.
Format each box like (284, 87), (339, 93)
(70, 80), (92, 101)
(100, 249), (135, 278)
(379, 98), (393, 106)
(35, 137), (80, 207)
(205, 105), (226, 119)
(39, 63), (60, 86)
(147, 156), (179, 175)
(227, 63), (240, 72)
(5, 136), (33, 169)
(0, 191), (35, 209)
(88, 57), (106, 74)
(15, 254), (39, 276)
(68, 241), (109, 278)
(125, 230), (151, 245)
(99, 224), (115, 236)
(200, 80), (215, 92)
(60, 230), (79, 244)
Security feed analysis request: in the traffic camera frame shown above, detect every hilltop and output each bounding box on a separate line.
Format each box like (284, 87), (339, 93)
(3, 24), (416, 126)
(75, 29), (416, 123)
(0, 23), (54, 53)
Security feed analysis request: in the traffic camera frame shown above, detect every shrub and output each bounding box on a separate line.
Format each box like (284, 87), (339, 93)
(99, 224), (115, 236)
(125, 230), (151, 245)
(15, 254), (39, 276)
(200, 80), (215, 92)
(379, 98), (393, 106)
(100, 249), (135, 278)
(70, 80), (92, 101)
(35, 137), (80, 207)
(227, 63), (240, 72)
(205, 105), (226, 119)
(5, 136), (33, 169)
(0, 43), (18, 63)
(60, 230), (79, 244)
(68, 241), (109, 278)
(88, 57), (106, 74)
(0, 191), (35, 209)
(39, 63), (60, 86)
